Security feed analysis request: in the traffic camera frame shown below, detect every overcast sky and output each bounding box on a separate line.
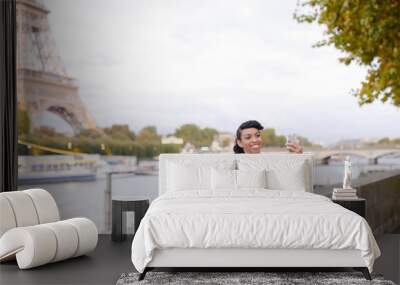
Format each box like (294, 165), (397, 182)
(41, 0), (399, 145)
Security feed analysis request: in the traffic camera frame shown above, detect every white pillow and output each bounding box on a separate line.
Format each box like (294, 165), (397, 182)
(211, 168), (236, 190)
(166, 159), (235, 192)
(238, 158), (308, 191)
(236, 169), (267, 189)
(167, 162), (210, 191)
(266, 161), (306, 191)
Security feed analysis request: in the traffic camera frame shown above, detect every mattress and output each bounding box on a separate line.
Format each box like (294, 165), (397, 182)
(131, 190), (380, 273)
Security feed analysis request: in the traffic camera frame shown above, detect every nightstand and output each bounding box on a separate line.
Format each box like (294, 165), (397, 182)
(112, 196), (150, 242)
(332, 198), (366, 218)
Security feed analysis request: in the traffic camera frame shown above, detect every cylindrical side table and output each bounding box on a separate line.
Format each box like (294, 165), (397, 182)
(112, 195), (150, 242)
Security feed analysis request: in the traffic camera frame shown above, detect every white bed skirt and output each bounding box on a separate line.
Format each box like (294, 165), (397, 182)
(148, 248), (366, 268)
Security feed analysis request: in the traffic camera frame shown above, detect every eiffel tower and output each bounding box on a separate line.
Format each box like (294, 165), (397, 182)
(16, 0), (97, 134)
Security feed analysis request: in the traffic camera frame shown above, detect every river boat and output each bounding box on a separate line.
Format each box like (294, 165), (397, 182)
(18, 155), (100, 184)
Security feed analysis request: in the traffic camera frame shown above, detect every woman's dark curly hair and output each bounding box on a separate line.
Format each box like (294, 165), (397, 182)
(233, 120), (264, 153)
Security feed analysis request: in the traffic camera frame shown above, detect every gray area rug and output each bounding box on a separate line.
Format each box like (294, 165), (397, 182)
(116, 271), (396, 285)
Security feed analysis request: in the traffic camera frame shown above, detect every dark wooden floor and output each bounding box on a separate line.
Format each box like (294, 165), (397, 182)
(1, 234), (399, 285)
(0, 235), (134, 285)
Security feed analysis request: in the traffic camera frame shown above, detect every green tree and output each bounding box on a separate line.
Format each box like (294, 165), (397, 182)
(175, 124), (203, 146)
(378, 137), (391, 145)
(35, 126), (59, 137)
(160, 144), (181, 154)
(78, 129), (103, 140)
(295, 0), (400, 106)
(103, 124), (136, 141)
(200, 127), (218, 147)
(260, 128), (286, 147)
(275, 135), (287, 147)
(297, 136), (313, 147)
(175, 124), (218, 147)
(17, 108), (30, 135)
(261, 128), (277, 147)
(136, 126), (161, 143)
(261, 128), (313, 147)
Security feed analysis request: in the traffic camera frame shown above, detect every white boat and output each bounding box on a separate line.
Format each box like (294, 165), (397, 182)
(97, 156), (138, 178)
(18, 155), (100, 185)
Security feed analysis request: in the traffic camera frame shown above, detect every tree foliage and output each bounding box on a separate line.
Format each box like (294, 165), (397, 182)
(18, 121), (317, 157)
(377, 137), (400, 145)
(17, 108), (30, 135)
(261, 128), (286, 147)
(201, 127), (219, 146)
(78, 129), (103, 140)
(261, 128), (314, 148)
(103, 124), (136, 141)
(136, 126), (161, 143)
(175, 124), (218, 147)
(297, 136), (313, 147)
(294, 0), (400, 106)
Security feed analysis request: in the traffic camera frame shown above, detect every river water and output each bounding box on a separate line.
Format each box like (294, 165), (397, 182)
(19, 174), (158, 234)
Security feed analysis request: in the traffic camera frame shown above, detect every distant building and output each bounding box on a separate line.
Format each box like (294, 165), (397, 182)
(330, 139), (364, 150)
(210, 140), (222, 152)
(359, 138), (381, 145)
(215, 132), (235, 152)
(199, 146), (210, 153)
(161, 136), (184, 145)
(181, 142), (196, 153)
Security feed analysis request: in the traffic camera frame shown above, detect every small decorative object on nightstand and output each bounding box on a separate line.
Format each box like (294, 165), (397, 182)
(332, 156), (359, 200)
(332, 198), (366, 218)
(342, 156), (353, 190)
(332, 187), (358, 200)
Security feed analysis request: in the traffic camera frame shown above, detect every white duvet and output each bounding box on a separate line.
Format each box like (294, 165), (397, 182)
(131, 190), (380, 273)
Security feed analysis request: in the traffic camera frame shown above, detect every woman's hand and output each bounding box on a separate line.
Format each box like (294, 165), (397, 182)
(286, 142), (303, 154)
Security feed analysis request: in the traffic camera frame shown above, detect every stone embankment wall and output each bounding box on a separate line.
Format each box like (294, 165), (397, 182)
(314, 170), (400, 235)
(354, 171), (400, 235)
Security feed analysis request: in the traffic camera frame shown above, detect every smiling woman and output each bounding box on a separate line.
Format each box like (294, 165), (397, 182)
(233, 120), (303, 154)
(233, 120), (264, 154)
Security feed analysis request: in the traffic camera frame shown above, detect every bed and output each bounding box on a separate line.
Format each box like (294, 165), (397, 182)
(131, 153), (380, 280)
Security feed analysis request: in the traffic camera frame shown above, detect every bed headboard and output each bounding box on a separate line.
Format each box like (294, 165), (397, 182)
(158, 153), (314, 195)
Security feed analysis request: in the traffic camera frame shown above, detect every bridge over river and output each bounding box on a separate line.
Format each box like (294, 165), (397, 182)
(262, 147), (400, 164)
